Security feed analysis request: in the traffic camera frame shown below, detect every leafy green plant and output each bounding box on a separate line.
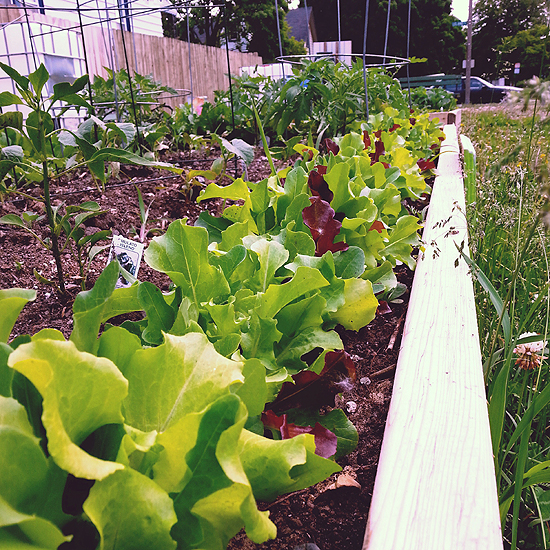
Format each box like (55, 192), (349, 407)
(211, 134), (255, 180)
(0, 62), (91, 293)
(0, 128), (31, 196)
(59, 116), (134, 190)
(0, 257), (353, 549)
(58, 115), (175, 189)
(169, 61), (424, 146)
(0, 63), (183, 292)
(196, 115), (443, 314)
(88, 67), (177, 126)
(270, 134), (303, 162)
(168, 102), (201, 146)
(166, 102), (213, 152)
(263, 59), (408, 142)
(409, 86), (457, 112)
(0, 201), (110, 291)
(184, 135), (255, 194)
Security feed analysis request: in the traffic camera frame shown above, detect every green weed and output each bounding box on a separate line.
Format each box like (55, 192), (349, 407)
(462, 102), (550, 549)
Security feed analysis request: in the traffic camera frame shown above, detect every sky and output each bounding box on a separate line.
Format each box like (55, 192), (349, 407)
(451, 0), (473, 22)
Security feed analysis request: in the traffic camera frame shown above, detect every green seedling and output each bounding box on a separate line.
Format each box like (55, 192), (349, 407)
(0, 63), (183, 292)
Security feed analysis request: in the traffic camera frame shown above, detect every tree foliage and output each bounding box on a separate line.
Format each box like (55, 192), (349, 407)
(473, 0), (549, 79)
(498, 25), (550, 82)
(162, 0), (306, 62)
(307, 0), (465, 76)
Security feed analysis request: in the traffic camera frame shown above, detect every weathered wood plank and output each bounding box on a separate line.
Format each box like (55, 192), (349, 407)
(102, 31), (262, 105)
(428, 109), (462, 126)
(364, 124), (503, 550)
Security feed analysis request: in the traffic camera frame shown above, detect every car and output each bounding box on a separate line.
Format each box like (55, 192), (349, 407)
(442, 76), (521, 104)
(399, 74), (521, 104)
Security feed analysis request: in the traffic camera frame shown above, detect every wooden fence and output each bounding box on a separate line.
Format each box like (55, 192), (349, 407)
(0, 7), (263, 106)
(83, 27), (263, 106)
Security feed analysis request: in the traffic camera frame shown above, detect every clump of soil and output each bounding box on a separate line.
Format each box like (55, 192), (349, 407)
(0, 147), (410, 550)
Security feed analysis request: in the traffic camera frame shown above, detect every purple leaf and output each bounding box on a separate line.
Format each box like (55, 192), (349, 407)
(302, 197), (348, 256)
(261, 411), (338, 458)
(376, 301), (392, 315)
(324, 138), (339, 156)
(369, 220), (385, 233)
(267, 350), (357, 413)
(362, 130), (371, 149)
(314, 165), (327, 175)
(417, 158), (436, 172)
(307, 170), (333, 203)
(369, 139), (385, 165)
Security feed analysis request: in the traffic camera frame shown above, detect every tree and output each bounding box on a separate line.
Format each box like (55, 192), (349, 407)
(162, 0), (306, 62)
(472, 0), (549, 79)
(307, 0), (465, 76)
(234, 0), (306, 60)
(497, 25), (550, 82)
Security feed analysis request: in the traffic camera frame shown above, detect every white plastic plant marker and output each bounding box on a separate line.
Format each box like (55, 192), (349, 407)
(107, 235), (145, 288)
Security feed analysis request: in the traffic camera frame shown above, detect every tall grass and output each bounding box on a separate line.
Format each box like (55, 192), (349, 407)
(462, 101), (550, 550)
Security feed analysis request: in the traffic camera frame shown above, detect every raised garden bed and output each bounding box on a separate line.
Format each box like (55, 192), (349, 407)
(0, 147), (408, 550)
(1, 114), (474, 549)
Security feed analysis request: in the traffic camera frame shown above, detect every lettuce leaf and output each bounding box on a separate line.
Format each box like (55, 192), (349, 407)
(8, 340), (127, 480)
(83, 468), (177, 550)
(122, 333), (244, 433)
(0, 288), (36, 343)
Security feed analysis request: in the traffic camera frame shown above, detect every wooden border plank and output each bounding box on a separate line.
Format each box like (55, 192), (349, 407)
(363, 124), (503, 550)
(428, 109), (462, 126)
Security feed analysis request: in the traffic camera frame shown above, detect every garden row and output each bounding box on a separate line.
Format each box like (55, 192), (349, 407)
(86, 58), (457, 149)
(0, 61), (446, 549)
(1, 58), (458, 191)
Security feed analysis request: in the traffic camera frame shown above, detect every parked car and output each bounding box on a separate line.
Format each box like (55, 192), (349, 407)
(443, 76), (521, 104)
(399, 74), (521, 104)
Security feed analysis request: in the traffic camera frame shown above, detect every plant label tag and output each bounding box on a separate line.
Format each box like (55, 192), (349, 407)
(107, 235), (145, 288)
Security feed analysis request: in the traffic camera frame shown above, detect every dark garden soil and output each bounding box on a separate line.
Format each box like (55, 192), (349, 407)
(0, 147), (412, 550)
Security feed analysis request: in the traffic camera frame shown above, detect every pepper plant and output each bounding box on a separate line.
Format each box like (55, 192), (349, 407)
(0, 62), (94, 292)
(87, 67), (178, 126)
(0, 63), (182, 292)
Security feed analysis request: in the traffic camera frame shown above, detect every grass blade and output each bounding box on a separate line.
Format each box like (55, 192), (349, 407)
(458, 247), (511, 348)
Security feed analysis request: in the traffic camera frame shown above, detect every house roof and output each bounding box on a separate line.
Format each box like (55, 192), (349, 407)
(286, 7), (317, 44)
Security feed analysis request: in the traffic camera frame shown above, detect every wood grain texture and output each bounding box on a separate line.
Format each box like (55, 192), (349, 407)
(364, 124), (503, 550)
(99, 30), (263, 105)
(1, 8), (262, 105)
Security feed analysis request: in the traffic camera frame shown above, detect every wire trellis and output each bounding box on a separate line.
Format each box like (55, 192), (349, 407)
(0, 0), (415, 199)
(0, 0), (236, 127)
